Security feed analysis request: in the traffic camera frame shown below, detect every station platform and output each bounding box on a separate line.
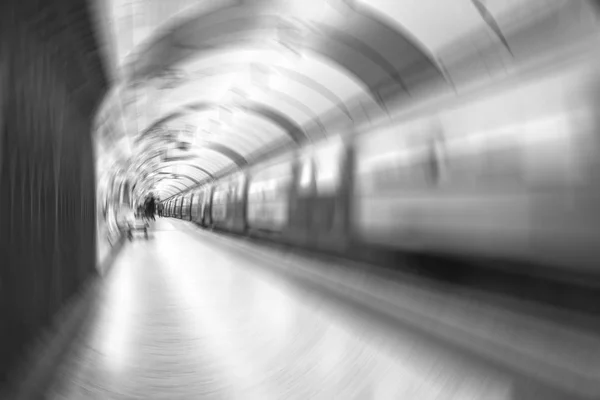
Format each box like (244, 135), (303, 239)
(43, 219), (593, 400)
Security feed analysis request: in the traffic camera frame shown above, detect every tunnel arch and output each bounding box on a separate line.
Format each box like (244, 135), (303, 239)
(149, 163), (215, 181)
(138, 100), (308, 146)
(103, 0), (448, 201)
(187, 62), (353, 119)
(124, 0), (443, 101)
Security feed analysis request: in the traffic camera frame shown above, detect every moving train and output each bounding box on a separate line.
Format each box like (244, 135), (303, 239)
(163, 36), (600, 281)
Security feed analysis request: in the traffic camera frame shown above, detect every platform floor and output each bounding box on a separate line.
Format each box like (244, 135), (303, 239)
(45, 219), (552, 399)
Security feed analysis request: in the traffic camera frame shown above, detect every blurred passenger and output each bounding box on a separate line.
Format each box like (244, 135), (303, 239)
(157, 202), (164, 218)
(136, 204), (145, 219)
(145, 194), (156, 221)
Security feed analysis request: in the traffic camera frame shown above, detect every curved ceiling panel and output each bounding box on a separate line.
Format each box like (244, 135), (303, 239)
(202, 143), (248, 167)
(137, 100), (308, 145)
(125, 1), (442, 99)
(271, 65), (353, 118)
(154, 162), (214, 181)
(125, 46), (377, 160)
(353, 0), (543, 62)
(156, 72), (242, 106)
(182, 19), (405, 95)
(154, 173), (199, 185)
(249, 89), (325, 128)
(188, 147), (237, 174)
(157, 73), (327, 129)
(168, 62), (353, 118)
(156, 178), (189, 192)
(203, 117), (291, 158)
(149, 167), (205, 185)
(137, 58), (357, 136)
(137, 113), (286, 170)
(176, 47), (373, 104)
(155, 181), (189, 199)
(206, 130), (274, 158)
(173, 112), (286, 152)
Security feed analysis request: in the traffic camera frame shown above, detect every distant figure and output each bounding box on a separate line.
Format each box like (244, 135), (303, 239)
(144, 194), (156, 221)
(157, 202), (164, 218)
(136, 204), (145, 219)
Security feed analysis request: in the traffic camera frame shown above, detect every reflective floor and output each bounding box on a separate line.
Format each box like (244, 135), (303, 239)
(46, 219), (564, 399)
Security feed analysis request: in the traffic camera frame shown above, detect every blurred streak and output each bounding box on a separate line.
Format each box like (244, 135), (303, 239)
(471, 0), (513, 54)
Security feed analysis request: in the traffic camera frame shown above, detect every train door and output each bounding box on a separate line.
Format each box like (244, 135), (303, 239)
(191, 189), (203, 223)
(177, 197), (183, 219)
(205, 184), (215, 226)
(288, 151), (315, 246)
(246, 160), (293, 233)
(236, 173), (249, 232)
(310, 136), (348, 250)
(228, 173), (248, 232)
(185, 193), (194, 221)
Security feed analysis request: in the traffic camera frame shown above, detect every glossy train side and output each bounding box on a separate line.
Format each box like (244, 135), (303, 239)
(164, 39), (600, 275)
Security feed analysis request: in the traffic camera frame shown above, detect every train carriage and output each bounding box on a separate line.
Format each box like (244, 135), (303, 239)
(168, 200), (174, 217)
(246, 157), (294, 236)
(181, 193), (193, 221)
(352, 37), (600, 272)
(191, 186), (211, 226)
(210, 172), (247, 233)
(308, 136), (352, 251)
(174, 197), (183, 219)
(282, 137), (353, 251)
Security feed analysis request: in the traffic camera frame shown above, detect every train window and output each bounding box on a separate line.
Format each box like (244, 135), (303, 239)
(248, 182), (261, 201)
(190, 194), (197, 217)
(236, 175), (246, 199)
(194, 190), (205, 210)
(445, 125), (526, 187)
(431, 139), (448, 184)
(410, 142), (442, 187)
(298, 157), (313, 192)
(247, 161), (292, 203)
(368, 148), (411, 191)
(522, 114), (574, 186)
(214, 189), (226, 204)
(482, 135), (523, 185)
(315, 142), (342, 195)
(366, 142), (444, 192)
(445, 133), (485, 186)
(262, 179), (273, 202)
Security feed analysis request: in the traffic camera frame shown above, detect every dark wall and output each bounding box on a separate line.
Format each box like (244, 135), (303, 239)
(0, 0), (108, 382)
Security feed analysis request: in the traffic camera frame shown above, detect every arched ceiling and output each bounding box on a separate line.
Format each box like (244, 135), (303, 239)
(94, 0), (550, 200)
